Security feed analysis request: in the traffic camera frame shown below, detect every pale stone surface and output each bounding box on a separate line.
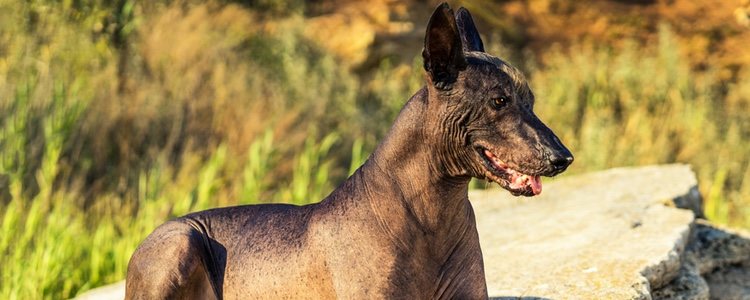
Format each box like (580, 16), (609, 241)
(473, 164), (700, 299)
(72, 280), (124, 300)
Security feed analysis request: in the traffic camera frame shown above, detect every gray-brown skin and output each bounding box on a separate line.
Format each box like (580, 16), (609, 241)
(125, 3), (572, 300)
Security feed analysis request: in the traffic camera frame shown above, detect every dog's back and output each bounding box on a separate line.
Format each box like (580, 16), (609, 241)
(127, 165), (412, 299)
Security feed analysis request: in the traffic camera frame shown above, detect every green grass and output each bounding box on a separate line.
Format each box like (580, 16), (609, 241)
(1, 2), (749, 299)
(0, 119), (355, 299)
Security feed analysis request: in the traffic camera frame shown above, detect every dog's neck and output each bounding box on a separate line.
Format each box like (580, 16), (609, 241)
(334, 87), (474, 259)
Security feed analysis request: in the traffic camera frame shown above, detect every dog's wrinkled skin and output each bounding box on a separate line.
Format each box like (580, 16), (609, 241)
(125, 3), (572, 299)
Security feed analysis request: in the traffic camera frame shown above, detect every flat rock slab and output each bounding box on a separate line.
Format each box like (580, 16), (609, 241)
(472, 164), (700, 299)
(72, 280), (124, 300)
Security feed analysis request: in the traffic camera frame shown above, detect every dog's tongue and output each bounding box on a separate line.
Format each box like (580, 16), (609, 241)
(509, 173), (543, 195)
(529, 175), (542, 195)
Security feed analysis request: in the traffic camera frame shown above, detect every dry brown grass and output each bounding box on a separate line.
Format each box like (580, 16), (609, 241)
(53, 2), (375, 198)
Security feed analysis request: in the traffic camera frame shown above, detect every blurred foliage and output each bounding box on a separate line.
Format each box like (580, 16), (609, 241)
(460, 0), (750, 80)
(531, 25), (750, 227)
(0, 0), (749, 298)
(0, 1), (415, 297)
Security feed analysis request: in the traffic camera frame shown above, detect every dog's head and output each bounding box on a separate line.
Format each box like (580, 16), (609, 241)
(422, 3), (573, 196)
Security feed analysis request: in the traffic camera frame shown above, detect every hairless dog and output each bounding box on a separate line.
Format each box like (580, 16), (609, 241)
(125, 3), (573, 299)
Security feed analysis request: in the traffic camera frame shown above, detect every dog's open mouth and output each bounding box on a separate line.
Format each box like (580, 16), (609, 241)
(478, 148), (542, 196)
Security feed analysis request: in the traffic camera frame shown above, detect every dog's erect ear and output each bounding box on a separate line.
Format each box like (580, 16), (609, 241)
(422, 2), (467, 91)
(455, 7), (484, 52)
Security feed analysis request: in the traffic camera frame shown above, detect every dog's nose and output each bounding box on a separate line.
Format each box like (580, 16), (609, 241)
(550, 153), (574, 171)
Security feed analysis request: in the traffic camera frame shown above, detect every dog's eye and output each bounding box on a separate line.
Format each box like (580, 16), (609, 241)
(490, 97), (508, 110)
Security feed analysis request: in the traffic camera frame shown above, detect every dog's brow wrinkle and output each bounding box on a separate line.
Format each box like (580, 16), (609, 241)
(465, 51), (529, 99)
